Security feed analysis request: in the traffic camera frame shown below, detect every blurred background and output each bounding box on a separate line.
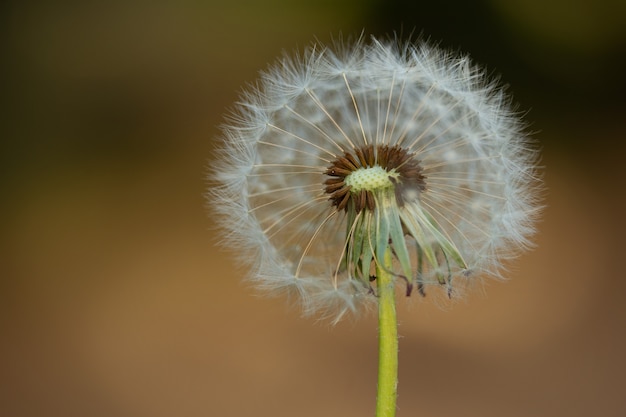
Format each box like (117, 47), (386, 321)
(1, 1), (625, 416)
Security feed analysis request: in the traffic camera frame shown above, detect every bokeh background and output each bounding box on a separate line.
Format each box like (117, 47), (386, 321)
(2, 1), (626, 416)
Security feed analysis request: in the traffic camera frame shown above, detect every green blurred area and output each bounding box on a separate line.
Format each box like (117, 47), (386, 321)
(1, 1), (625, 417)
(2, 0), (624, 172)
(369, 0), (626, 117)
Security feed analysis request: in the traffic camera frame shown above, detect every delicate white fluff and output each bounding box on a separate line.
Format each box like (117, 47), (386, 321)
(209, 36), (541, 321)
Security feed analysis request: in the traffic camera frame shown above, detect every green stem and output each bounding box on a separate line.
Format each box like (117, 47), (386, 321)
(375, 248), (398, 417)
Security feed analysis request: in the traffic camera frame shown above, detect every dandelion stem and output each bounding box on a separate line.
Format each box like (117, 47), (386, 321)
(376, 247), (398, 417)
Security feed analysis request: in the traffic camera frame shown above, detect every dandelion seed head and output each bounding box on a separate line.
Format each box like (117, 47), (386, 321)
(209, 35), (541, 321)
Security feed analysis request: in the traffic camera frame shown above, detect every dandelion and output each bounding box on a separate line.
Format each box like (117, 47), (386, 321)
(209, 35), (540, 417)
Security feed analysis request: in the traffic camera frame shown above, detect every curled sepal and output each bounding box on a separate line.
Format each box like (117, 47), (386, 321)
(400, 203), (467, 287)
(378, 191), (413, 283)
(345, 207), (375, 287)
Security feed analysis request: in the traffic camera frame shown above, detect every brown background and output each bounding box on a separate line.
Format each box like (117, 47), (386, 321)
(2, 1), (626, 416)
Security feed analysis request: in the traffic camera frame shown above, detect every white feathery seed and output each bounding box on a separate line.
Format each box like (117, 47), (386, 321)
(209, 36), (541, 322)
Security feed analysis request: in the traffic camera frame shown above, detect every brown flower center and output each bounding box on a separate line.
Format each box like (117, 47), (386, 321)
(324, 144), (426, 212)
